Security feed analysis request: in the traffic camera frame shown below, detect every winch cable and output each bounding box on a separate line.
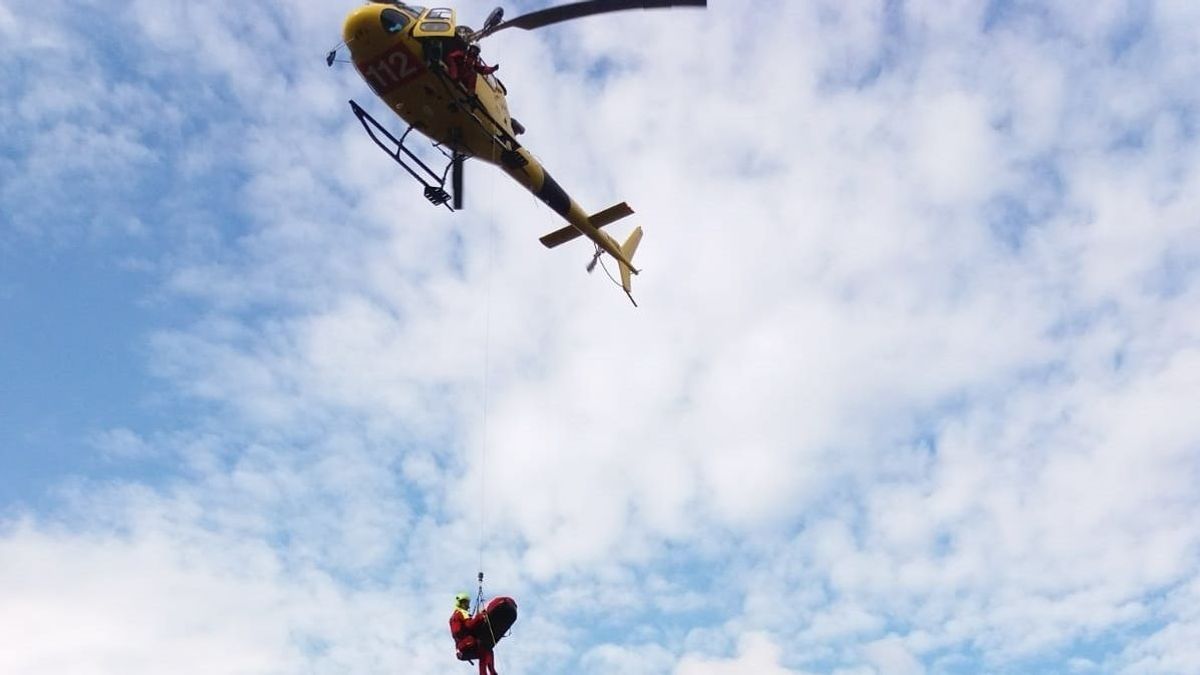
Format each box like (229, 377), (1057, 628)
(474, 136), (499, 615)
(475, 138), (504, 650)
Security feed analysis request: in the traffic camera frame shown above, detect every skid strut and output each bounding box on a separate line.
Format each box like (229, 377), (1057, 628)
(349, 99), (462, 209)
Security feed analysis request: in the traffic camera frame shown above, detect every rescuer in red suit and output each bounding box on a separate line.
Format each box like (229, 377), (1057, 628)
(446, 44), (499, 92)
(450, 592), (498, 675)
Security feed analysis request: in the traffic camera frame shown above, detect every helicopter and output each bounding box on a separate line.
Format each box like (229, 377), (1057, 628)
(328, 1), (707, 305)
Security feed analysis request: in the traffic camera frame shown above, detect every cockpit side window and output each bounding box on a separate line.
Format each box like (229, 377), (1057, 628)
(381, 8), (410, 34)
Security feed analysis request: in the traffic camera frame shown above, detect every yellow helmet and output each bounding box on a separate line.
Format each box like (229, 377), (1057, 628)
(455, 592), (470, 604)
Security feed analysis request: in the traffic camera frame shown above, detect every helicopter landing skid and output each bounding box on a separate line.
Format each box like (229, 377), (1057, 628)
(349, 99), (463, 210)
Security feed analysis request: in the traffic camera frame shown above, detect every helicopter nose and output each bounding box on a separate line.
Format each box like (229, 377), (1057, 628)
(341, 4), (380, 50)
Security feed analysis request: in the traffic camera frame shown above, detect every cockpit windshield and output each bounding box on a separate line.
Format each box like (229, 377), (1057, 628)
(380, 8), (410, 34)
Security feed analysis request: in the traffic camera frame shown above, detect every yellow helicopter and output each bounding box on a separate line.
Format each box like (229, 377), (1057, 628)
(329, 1), (707, 305)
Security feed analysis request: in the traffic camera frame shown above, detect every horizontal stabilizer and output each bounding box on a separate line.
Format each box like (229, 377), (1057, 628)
(539, 201), (634, 248)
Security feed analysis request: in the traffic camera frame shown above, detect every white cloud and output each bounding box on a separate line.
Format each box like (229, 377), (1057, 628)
(582, 642), (677, 675)
(91, 428), (156, 461)
(676, 632), (812, 675)
(0, 2), (14, 39)
(862, 635), (924, 675)
(1115, 577), (1200, 674)
(0, 517), (303, 675)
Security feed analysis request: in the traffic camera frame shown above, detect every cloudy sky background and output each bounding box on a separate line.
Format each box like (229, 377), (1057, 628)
(2, 0), (1199, 673)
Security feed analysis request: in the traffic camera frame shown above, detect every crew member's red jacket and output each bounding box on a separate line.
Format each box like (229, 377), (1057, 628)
(446, 49), (498, 92)
(450, 606), (482, 657)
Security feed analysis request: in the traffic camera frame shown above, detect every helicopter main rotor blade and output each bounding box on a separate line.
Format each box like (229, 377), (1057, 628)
(452, 153), (465, 210)
(477, 0), (705, 39)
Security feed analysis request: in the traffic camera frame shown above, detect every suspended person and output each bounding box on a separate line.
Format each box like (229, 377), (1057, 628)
(450, 592), (498, 675)
(450, 591), (519, 675)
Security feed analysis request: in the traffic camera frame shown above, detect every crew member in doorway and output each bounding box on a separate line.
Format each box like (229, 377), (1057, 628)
(447, 43), (499, 93)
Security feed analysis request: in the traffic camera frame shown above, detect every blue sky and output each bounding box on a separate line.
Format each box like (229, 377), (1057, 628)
(3, 1), (1200, 673)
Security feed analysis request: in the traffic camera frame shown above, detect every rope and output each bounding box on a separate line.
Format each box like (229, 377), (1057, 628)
(475, 135), (499, 606)
(474, 573), (501, 649)
(470, 140), (504, 654)
(482, 608), (500, 647)
(474, 572), (486, 615)
(477, 291), (491, 579)
(594, 244), (622, 288)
